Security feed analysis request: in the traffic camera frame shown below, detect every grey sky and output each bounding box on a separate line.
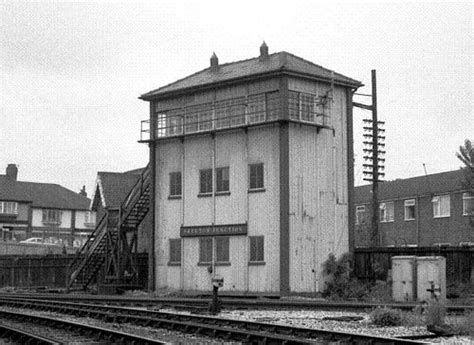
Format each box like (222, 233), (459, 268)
(1, 1), (472, 196)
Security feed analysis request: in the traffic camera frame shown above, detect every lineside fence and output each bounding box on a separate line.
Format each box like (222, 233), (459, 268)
(0, 254), (148, 290)
(354, 246), (474, 294)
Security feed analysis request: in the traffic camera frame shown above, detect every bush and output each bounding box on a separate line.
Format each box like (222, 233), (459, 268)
(425, 300), (446, 327)
(369, 307), (403, 326)
(449, 311), (474, 336)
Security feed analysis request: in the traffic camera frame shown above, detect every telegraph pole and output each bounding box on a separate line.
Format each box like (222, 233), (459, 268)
(353, 70), (385, 247)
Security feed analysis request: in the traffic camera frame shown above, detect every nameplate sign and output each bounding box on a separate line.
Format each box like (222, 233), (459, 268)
(180, 224), (247, 237)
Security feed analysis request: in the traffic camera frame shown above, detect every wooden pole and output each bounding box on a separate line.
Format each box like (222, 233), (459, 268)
(371, 70), (380, 247)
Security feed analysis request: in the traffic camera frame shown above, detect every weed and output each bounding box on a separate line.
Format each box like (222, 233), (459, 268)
(369, 307), (403, 326)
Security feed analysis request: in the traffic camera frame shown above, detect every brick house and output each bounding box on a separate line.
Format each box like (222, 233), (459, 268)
(0, 164), (96, 247)
(354, 169), (474, 247)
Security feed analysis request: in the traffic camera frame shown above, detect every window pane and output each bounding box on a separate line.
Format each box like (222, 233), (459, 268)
(200, 169), (212, 194)
(248, 94), (265, 123)
(249, 236), (264, 261)
(216, 237), (229, 262)
(463, 192), (474, 215)
(249, 163), (264, 189)
(199, 237), (213, 263)
(170, 172), (182, 196)
(216, 167), (229, 192)
(404, 199), (416, 220)
(266, 92), (279, 120)
(288, 91), (299, 120)
(301, 94), (315, 122)
(169, 239), (181, 263)
(440, 195), (450, 216)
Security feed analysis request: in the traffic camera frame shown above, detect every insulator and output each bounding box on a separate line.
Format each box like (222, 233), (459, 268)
(363, 164), (374, 168)
(363, 155), (374, 160)
(363, 141), (374, 145)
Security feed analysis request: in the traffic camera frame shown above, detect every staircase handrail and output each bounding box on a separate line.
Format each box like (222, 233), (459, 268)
(120, 164), (151, 220)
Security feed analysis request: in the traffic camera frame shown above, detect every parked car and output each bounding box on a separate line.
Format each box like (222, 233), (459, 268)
(19, 237), (57, 245)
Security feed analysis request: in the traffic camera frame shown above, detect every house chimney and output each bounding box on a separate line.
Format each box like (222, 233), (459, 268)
(259, 41), (269, 60)
(6, 164), (18, 181)
(79, 185), (87, 197)
(210, 52), (219, 70)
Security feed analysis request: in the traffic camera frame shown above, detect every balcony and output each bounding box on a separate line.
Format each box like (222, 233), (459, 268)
(140, 90), (330, 141)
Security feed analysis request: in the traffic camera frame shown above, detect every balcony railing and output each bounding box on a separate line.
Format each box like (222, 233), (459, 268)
(140, 91), (330, 141)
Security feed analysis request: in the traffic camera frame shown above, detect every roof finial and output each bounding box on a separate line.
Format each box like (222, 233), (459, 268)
(210, 52), (219, 70)
(259, 41), (269, 60)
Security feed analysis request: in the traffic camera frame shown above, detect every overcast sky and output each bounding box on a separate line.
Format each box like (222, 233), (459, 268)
(1, 1), (472, 196)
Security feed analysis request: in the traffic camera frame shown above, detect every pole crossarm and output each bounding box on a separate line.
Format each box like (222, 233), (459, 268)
(353, 102), (373, 111)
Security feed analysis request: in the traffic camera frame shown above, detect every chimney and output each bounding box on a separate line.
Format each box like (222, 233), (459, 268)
(259, 41), (269, 60)
(6, 164), (18, 181)
(210, 52), (219, 70)
(79, 185), (87, 198)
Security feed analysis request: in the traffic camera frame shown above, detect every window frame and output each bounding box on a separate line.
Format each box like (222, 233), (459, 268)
(199, 169), (213, 195)
(216, 167), (230, 193)
(215, 236), (230, 263)
(0, 201), (18, 215)
(168, 238), (182, 265)
(199, 237), (213, 264)
(42, 209), (62, 225)
(249, 236), (265, 264)
(169, 171), (182, 198)
(379, 201), (394, 223)
(404, 199), (416, 221)
(462, 192), (474, 216)
(249, 163), (264, 191)
(432, 194), (450, 218)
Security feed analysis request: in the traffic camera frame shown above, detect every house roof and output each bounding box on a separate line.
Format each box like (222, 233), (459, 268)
(140, 51), (362, 100)
(0, 175), (90, 210)
(91, 170), (143, 210)
(355, 169), (470, 204)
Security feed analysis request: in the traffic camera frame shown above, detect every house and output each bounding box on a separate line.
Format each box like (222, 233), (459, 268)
(0, 164), (96, 247)
(138, 43), (362, 294)
(90, 168), (149, 253)
(354, 169), (474, 247)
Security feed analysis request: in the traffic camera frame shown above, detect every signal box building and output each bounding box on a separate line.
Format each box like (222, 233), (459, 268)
(140, 44), (362, 294)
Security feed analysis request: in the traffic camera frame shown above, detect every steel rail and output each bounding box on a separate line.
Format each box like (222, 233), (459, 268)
(0, 292), (471, 313)
(0, 309), (167, 345)
(0, 296), (428, 344)
(0, 322), (61, 345)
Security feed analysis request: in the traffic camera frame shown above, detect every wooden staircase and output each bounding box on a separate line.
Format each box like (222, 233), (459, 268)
(67, 165), (151, 291)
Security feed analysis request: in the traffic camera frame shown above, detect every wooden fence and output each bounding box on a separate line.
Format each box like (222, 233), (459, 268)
(0, 254), (148, 290)
(354, 246), (474, 291)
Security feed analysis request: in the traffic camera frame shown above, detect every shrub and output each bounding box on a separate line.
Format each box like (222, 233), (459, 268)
(363, 280), (392, 303)
(369, 307), (403, 326)
(449, 311), (474, 336)
(425, 300), (446, 327)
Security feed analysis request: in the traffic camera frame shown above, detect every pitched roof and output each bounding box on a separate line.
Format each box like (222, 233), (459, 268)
(0, 175), (90, 210)
(92, 170), (142, 210)
(355, 169), (470, 204)
(140, 51), (362, 100)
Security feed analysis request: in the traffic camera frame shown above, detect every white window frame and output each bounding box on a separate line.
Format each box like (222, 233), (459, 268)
(432, 194), (450, 218)
(0, 201), (18, 215)
(355, 205), (366, 225)
(404, 199), (416, 221)
(379, 201), (394, 223)
(462, 192), (474, 216)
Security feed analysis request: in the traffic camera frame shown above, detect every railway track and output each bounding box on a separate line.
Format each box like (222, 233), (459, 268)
(0, 309), (167, 344)
(0, 295), (428, 344)
(0, 292), (471, 313)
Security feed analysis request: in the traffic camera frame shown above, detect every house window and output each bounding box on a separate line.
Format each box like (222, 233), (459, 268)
(85, 211), (96, 226)
(216, 167), (229, 193)
(379, 202), (394, 223)
(355, 205), (366, 225)
(249, 163), (264, 190)
(199, 237), (213, 263)
(404, 199), (416, 221)
(432, 195), (450, 218)
(169, 172), (182, 197)
(462, 192), (474, 216)
(199, 169), (213, 194)
(215, 237), (229, 262)
(169, 239), (181, 264)
(0, 201), (18, 215)
(249, 236), (264, 262)
(42, 209), (62, 225)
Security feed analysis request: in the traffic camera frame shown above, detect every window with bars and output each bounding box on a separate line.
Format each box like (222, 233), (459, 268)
(404, 199), (416, 221)
(249, 163), (264, 190)
(0, 201), (18, 215)
(199, 169), (213, 194)
(432, 195), (450, 218)
(379, 202), (394, 223)
(169, 239), (181, 264)
(169, 172), (182, 197)
(199, 237), (213, 263)
(249, 236), (264, 262)
(42, 209), (62, 225)
(463, 192), (474, 216)
(215, 237), (229, 262)
(216, 167), (229, 193)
